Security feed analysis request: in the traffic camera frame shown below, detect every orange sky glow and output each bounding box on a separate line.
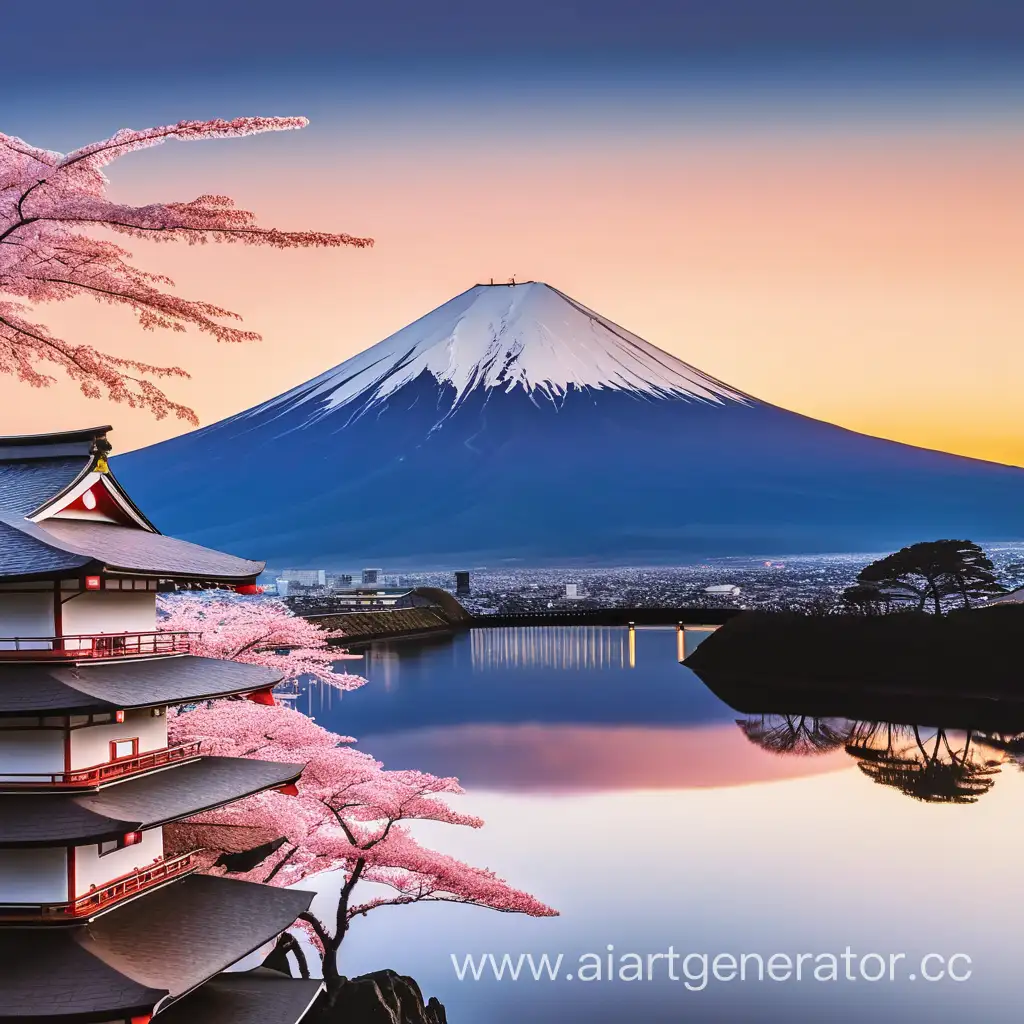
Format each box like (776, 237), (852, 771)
(2, 115), (1022, 466)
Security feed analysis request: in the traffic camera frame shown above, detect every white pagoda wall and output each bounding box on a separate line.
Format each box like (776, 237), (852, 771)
(75, 829), (164, 898)
(0, 592), (53, 648)
(61, 590), (157, 637)
(69, 709), (168, 769)
(0, 847), (67, 904)
(0, 728), (63, 778)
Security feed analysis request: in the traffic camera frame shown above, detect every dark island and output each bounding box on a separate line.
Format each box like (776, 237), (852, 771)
(685, 604), (1024, 730)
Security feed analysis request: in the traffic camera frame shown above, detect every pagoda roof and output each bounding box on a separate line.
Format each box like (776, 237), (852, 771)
(0, 513), (264, 584)
(152, 969), (324, 1024)
(0, 655), (284, 717)
(0, 425), (113, 461)
(0, 756), (303, 847)
(0, 875), (314, 1022)
(0, 425), (264, 584)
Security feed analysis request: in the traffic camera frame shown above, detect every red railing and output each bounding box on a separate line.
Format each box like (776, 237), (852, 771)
(0, 742), (203, 790)
(0, 852), (198, 921)
(0, 630), (196, 661)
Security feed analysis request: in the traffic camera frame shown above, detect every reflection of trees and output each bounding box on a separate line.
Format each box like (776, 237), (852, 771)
(855, 727), (1001, 804)
(737, 714), (1004, 803)
(736, 714), (851, 756)
(973, 731), (1024, 769)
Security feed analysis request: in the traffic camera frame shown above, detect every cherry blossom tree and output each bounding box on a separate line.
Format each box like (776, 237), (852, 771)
(158, 593), (365, 690)
(166, 699), (557, 990)
(0, 118), (372, 421)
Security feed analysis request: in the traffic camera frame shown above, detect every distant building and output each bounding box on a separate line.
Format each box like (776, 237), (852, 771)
(565, 583), (579, 598)
(704, 584), (741, 597)
(327, 573), (354, 589)
(280, 568), (326, 587)
(274, 578), (290, 597)
(455, 570), (471, 595)
(362, 568), (382, 585)
(315, 587), (415, 610)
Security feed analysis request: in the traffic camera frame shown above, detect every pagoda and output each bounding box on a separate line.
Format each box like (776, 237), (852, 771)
(0, 427), (323, 1023)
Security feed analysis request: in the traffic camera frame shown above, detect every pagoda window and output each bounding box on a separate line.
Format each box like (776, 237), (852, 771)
(0, 728), (63, 779)
(110, 738), (139, 761)
(0, 590), (54, 649)
(69, 709), (167, 770)
(61, 587), (158, 638)
(0, 848), (67, 903)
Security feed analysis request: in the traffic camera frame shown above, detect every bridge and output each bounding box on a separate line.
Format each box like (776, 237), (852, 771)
(468, 606), (741, 628)
(307, 594), (740, 645)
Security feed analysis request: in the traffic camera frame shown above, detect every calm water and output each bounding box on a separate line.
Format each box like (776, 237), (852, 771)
(291, 626), (1024, 1022)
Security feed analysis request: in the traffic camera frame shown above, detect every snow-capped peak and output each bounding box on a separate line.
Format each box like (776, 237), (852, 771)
(259, 282), (751, 421)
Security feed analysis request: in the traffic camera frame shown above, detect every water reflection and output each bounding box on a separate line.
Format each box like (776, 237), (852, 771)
(297, 625), (1024, 1023)
(738, 715), (1007, 803)
(308, 627), (1024, 805)
(308, 627), (848, 791)
(737, 714), (850, 756)
(471, 626), (629, 670)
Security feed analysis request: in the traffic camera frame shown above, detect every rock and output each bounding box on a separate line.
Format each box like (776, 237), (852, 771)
(310, 970), (447, 1024)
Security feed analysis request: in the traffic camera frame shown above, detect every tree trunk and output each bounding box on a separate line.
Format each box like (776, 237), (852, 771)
(262, 933), (310, 979)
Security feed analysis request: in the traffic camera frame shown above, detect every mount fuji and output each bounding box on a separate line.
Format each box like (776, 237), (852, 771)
(115, 282), (1024, 567)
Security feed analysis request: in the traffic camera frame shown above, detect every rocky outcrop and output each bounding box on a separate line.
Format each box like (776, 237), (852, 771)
(308, 970), (447, 1024)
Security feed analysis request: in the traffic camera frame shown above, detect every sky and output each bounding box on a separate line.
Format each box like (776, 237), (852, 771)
(3, 2), (1024, 464)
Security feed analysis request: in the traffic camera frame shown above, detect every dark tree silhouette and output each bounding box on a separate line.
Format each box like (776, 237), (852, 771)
(840, 583), (895, 615)
(854, 726), (1001, 803)
(852, 540), (1004, 614)
(736, 714), (851, 756)
(844, 720), (912, 762)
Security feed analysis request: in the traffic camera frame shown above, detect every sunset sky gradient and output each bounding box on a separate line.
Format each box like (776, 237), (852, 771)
(4, 3), (1024, 464)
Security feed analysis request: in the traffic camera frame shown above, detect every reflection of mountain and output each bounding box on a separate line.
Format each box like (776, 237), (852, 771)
(736, 713), (1008, 803)
(300, 626), (856, 793)
(357, 723), (850, 792)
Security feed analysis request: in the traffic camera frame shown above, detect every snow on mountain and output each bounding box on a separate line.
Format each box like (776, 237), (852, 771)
(254, 282), (750, 423)
(114, 281), (1024, 567)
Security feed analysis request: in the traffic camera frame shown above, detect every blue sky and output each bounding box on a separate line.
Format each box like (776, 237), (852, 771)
(6, 0), (1024, 79)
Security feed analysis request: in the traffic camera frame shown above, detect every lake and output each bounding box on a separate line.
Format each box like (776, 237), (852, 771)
(292, 625), (1024, 1022)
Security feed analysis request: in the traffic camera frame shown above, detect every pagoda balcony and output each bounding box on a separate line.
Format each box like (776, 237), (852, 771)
(0, 629), (197, 662)
(0, 741), (203, 791)
(0, 849), (198, 923)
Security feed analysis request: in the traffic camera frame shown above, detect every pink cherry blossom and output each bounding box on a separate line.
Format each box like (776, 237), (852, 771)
(0, 118), (372, 421)
(167, 699), (558, 983)
(159, 594), (365, 691)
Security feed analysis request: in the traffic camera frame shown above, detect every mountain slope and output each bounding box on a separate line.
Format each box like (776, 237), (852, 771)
(114, 282), (1024, 566)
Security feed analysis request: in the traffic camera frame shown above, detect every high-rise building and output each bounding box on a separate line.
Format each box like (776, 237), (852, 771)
(328, 573), (354, 589)
(0, 426), (321, 1023)
(565, 583), (579, 598)
(362, 568), (382, 585)
(455, 570), (471, 595)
